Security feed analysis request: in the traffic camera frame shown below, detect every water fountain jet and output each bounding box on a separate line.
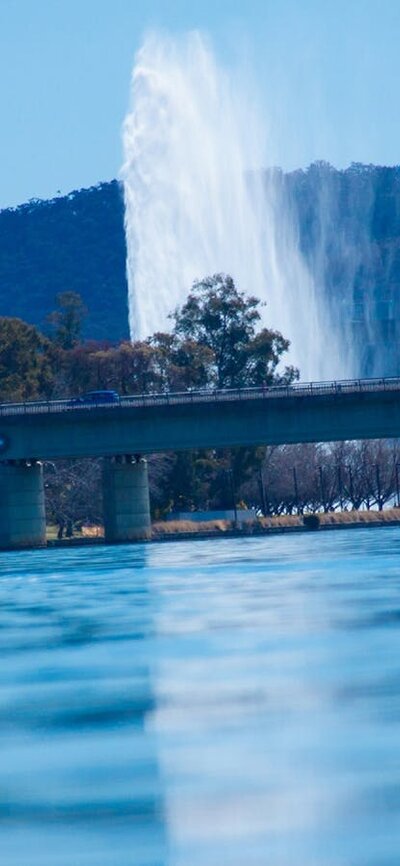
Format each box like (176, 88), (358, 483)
(122, 31), (348, 380)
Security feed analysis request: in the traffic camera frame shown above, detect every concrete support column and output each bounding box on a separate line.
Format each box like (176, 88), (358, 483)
(102, 455), (151, 542)
(0, 460), (46, 550)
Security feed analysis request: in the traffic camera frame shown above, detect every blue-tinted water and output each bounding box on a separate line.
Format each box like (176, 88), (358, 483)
(1, 529), (400, 866)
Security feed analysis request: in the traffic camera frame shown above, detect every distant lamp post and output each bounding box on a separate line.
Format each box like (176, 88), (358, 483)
(293, 466), (300, 514)
(348, 464), (354, 508)
(319, 465), (325, 511)
(337, 464), (344, 511)
(259, 468), (267, 516)
(375, 463), (382, 511)
(227, 468), (238, 527)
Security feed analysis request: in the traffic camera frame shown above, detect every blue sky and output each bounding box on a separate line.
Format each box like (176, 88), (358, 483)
(1, 0), (400, 208)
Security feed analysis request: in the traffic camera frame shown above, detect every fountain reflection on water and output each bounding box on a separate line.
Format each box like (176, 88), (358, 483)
(2, 530), (400, 864)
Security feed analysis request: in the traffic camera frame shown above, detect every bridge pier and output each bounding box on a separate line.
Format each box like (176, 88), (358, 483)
(0, 460), (47, 550)
(102, 456), (151, 543)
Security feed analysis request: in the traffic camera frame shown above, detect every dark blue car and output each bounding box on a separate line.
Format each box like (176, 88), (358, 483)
(69, 390), (120, 406)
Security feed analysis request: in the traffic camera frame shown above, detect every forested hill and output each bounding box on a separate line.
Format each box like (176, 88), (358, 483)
(0, 180), (129, 342)
(1, 164), (400, 368)
(284, 162), (400, 376)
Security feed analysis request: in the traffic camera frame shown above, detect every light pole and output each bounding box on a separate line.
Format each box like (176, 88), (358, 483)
(259, 468), (267, 516)
(293, 466), (300, 514)
(228, 468), (238, 527)
(337, 464), (343, 511)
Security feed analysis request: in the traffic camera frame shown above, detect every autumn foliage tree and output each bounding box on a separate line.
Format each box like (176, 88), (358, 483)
(0, 317), (54, 401)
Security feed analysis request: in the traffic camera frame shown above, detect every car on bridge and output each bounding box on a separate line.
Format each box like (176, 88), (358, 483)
(68, 390), (120, 406)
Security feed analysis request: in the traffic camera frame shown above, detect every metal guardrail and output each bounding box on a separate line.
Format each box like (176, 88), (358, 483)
(0, 377), (399, 418)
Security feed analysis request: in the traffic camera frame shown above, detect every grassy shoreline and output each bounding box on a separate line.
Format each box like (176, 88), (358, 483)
(46, 508), (400, 547)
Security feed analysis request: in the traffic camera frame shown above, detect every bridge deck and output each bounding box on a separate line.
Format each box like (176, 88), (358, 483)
(0, 378), (399, 461)
(1, 377), (400, 418)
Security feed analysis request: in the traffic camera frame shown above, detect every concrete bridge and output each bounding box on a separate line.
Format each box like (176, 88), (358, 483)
(1, 377), (400, 549)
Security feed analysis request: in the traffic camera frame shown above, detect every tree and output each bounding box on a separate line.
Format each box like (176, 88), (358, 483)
(160, 274), (298, 512)
(0, 317), (54, 401)
(149, 332), (214, 392)
(44, 458), (102, 536)
(47, 291), (87, 349)
(171, 273), (298, 388)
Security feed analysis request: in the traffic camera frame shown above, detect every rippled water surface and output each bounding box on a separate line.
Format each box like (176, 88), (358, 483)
(1, 528), (400, 865)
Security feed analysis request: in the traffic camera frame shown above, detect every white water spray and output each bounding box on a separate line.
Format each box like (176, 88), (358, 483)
(122, 32), (347, 380)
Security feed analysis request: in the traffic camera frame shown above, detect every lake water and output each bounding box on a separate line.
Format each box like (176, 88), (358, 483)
(1, 528), (400, 866)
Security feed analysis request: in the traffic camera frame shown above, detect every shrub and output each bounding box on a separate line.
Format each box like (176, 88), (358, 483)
(303, 513), (320, 530)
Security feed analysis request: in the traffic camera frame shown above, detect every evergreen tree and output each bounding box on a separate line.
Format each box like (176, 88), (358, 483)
(171, 273), (298, 387)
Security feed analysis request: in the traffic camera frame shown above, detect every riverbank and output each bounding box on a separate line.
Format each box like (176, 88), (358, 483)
(46, 508), (400, 547)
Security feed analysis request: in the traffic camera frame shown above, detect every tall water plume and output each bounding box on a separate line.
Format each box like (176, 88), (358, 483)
(122, 32), (348, 381)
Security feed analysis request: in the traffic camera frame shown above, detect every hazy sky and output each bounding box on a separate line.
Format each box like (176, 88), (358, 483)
(1, 0), (400, 207)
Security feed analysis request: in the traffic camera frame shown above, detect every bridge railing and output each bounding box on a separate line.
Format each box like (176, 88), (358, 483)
(1, 377), (400, 417)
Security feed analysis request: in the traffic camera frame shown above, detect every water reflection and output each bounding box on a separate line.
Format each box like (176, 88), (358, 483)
(146, 531), (400, 866)
(0, 545), (166, 866)
(1, 529), (400, 864)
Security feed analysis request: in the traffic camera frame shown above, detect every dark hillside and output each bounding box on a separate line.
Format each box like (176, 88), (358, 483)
(0, 181), (129, 342)
(1, 164), (400, 374)
(284, 163), (400, 375)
